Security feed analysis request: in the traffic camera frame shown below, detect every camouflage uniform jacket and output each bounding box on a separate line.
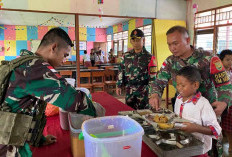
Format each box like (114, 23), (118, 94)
(151, 49), (232, 108)
(0, 50), (96, 156)
(3, 50), (96, 115)
(116, 47), (156, 90)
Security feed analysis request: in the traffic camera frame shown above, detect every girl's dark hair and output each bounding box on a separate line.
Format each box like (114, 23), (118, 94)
(177, 66), (201, 83)
(219, 49), (232, 61)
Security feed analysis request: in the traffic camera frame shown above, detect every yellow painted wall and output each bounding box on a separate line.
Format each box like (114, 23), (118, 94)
(4, 40), (16, 56)
(15, 26), (27, 40)
(154, 19), (186, 69)
(128, 19), (136, 49)
(153, 19), (186, 100)
(79, 27), (87, 41)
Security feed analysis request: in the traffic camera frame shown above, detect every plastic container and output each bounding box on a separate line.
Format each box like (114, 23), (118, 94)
(59, 108), (69, 130)
(68, 113), (87, 157)
(82, 116), (144, 157)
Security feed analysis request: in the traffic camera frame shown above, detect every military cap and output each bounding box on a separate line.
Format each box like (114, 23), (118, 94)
(130, 29), (144, 39)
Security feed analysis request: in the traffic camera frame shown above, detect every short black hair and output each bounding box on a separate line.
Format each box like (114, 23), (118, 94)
(38, 27), (73, 49)
(84, 50), (87, 54)
(177, 66), (201, 83)
(219, 49), (232, 61)
(166, 26), (189, 37)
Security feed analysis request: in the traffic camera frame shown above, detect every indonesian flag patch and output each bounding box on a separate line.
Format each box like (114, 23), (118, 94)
(210, 56), (230, 87)
(47, 65), (61, 79)
(161, 60), (167, 69)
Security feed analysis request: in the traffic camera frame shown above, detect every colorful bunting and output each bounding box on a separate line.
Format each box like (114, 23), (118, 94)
(98, 0), (103, 4)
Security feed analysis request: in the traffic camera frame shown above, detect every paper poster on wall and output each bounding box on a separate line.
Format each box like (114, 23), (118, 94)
(73, 41), (87, 51)
(31, 40), (41, 53)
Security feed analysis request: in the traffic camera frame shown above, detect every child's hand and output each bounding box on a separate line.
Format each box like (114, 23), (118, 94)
(179, 122), (198, 133)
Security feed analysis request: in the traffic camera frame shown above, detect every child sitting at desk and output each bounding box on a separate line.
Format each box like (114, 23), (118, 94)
(174, 66), (221, 157)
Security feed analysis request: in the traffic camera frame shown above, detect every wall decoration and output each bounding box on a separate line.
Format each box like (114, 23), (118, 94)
(73, 41), (87, 51)
(0, 0), (3, 9)
(98, 0), (104, 4)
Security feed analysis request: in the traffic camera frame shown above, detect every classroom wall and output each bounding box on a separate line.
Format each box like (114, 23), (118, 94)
(106, 18), (152, 50)
(2, 0), (186, 20)
(186, 0), (232, 44)
(0, 25), (106, 61)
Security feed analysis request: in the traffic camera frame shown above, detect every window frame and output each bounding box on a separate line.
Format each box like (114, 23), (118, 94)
(194, 4), (232, 54)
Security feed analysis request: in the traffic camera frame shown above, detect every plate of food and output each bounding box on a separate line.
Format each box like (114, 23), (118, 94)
(143, 113), (177, 131)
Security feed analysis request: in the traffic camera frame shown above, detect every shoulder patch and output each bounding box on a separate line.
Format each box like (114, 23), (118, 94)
(148, 56), (157, 75)
(210, 56), (230, 87)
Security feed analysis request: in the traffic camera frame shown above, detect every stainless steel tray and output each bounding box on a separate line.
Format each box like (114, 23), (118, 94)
(118, 110), (204, 157)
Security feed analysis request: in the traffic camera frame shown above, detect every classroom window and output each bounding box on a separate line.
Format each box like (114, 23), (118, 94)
(137, 25), (152, 53)
(122, 31), (128, 52)
(217, 26), (232, 53)
(118, 32), (123, 51)
(194, 4), (232, 54)
(195, 29), (214, 52)
(113, 42), (118, 55)
(107, 35), (112, 52)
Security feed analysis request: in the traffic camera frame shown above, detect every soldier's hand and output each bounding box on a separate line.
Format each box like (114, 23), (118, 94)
(116, 87), (122, 95)
(43, 135), (57, 146)
(212, 101), (227, 116)
(149, 93), (161, 110)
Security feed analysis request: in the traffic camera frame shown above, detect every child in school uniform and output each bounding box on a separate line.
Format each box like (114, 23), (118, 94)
(174, 66), (221, 157)
(219, 49), (232, 155)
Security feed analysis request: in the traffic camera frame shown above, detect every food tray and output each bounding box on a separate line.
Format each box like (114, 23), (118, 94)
(118, 110), (204, 157)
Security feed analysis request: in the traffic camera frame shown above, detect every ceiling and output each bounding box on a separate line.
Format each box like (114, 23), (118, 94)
(0, 10), (131, 28)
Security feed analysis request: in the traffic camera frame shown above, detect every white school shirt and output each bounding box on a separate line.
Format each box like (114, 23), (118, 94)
(83, 54), (90, 62)
(174, 93), (221, 154)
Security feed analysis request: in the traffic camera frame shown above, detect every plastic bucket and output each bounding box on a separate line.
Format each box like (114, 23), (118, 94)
(82, 116), (144, 157)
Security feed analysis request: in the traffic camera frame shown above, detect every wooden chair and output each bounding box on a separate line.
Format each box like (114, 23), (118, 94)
(104, 66), (114, 70)
(79, 71), (92, 93)
(104, 69), (116, 93)
(91, 71), (105, 92)
(88, 67), (98, 69)
(59, 70), (72, 78)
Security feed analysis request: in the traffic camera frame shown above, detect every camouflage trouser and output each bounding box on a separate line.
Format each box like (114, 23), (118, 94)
(208, 138), (223, 157)
(125, 85), (150, 110)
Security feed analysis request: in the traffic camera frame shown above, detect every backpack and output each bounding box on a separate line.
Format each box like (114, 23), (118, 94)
(0, 55), (45, 146)
(0, 55), (42, 105)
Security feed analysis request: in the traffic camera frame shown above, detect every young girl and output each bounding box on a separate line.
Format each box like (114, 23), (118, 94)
(175, 66), (221, 157)
(219, 49), (232, 155)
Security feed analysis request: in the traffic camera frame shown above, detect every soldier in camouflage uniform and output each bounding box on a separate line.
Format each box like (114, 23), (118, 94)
(149, 26), (232, 157)
(0, 28), (96, 157)
(116, 29), (157, 109)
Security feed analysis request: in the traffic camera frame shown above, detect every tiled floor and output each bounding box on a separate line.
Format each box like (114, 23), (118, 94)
(109, 92), (231, 157)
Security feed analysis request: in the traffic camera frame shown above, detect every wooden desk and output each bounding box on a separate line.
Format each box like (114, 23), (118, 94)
(80, 69), (105, 72)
